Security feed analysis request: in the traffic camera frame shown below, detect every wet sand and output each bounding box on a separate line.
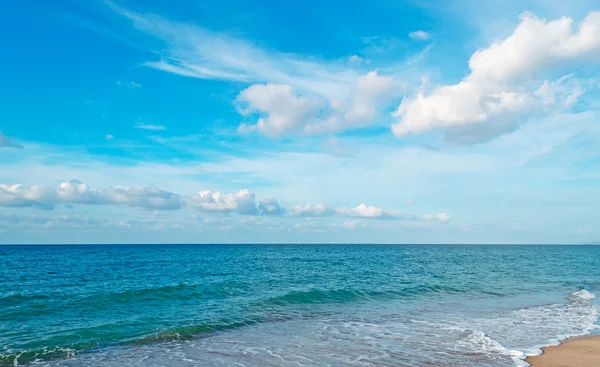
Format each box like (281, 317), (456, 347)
(525, 336), (600, 367)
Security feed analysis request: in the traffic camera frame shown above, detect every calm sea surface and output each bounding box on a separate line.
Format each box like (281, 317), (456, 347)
(1, 245), (599, 366)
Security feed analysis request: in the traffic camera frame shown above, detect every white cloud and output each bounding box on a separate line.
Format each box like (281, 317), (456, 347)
(236, 84), (324, 137)
(344, 71), (395, 125)
(0, 184), (54, 210)
(105, 134), (114, 140)
(187, 189), (258, 215)
(349, 55), (365, 64)
(409, 30), (431, 40)
(135, 123), (166, 131)
(292, 203), (335, 217)
(337, 203), (401, 220)
(0, 130), (24, 149)
(392, 11), (600, 144)
(424, 212), (451, 222)
(237, 71), (398, 137)
(0, 180), (183, 210)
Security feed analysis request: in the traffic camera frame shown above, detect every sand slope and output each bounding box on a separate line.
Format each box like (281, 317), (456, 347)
(526, 336), (600, 367)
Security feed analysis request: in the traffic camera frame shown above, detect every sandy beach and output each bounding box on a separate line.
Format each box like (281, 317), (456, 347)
(525, 336), (600, 367)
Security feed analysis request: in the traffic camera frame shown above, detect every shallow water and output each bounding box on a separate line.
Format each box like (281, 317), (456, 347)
(1, 245), (599, 366)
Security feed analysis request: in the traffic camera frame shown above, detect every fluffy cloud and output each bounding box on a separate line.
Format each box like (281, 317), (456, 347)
(392, 11), (600, 144)
(187, 189), (258, 215)
(0, 180), (183, 210)
(343, 71), (395, 125)
(292, 203), (335, 217)
(0, 184), (54, 209)
(0, 130), (24, 149)
(236, 84), (324, 137)
(237, 71), (397, 137)
(337, 203), (402, 220)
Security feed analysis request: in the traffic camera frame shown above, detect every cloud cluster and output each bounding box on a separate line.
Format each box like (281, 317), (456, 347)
(392, 12), (600, 144)
(111, 4), (599, 144)
(0, 180), (183, 210)
(187, 189), (258, 215)
(0, 181), (450, 223)
(237, 71), (397, 137)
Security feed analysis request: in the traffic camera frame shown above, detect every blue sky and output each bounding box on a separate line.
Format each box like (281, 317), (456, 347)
(1, 0), (599, 244)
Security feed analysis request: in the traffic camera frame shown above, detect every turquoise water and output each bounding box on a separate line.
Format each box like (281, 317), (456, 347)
(1, 245), (599, 366)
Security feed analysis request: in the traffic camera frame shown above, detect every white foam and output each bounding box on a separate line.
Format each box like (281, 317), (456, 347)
(569, 289), (596, 302)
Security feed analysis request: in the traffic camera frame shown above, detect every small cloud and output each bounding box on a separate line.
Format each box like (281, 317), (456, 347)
(237, 123), (256, 134)
(407, 200), (415, 205)
(349, 55), (369, 64)
(105, 134), (114, 140)
(342, 220), (360, 229)
(409, 30), (431, 40)
(337, 203), (401, 220)
(424, 212), (450, 222)
(0, 130), (24, 149)
(117, 80), (142, 89)
(135, 123), (166, 131)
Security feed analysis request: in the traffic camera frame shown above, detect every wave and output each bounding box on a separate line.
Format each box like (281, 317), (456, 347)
(260, 284), (468, 306)
(124, 319), (261, 345)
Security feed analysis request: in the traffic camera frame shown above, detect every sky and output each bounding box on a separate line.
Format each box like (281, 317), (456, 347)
(0, 0), (599, 244)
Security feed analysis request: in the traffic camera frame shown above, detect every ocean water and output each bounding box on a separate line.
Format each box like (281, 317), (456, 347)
(1, 245), (599, 367)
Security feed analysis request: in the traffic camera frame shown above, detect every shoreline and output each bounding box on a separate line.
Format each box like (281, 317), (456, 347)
(525, 335), (600, 366)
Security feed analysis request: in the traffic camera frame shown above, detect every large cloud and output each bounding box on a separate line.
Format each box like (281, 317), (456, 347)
(392, 11), (600, 144)
(0, 180), (183, 210)
(237, 71), (397, 137)
(0, 184), (54, 209)
(236, 84), (324, 137)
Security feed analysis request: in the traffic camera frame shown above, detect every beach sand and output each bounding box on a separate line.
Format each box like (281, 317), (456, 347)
(525, 336), (600, 367)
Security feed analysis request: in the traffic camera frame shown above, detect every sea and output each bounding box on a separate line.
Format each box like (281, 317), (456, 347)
(1, 244), (599, 367)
